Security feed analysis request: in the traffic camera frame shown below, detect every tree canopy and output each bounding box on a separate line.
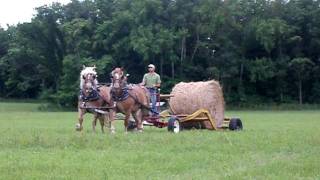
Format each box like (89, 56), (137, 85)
(1, 0), (320, 107)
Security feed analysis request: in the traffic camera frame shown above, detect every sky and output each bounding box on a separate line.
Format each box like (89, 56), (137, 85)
(0, 0), (71, 28)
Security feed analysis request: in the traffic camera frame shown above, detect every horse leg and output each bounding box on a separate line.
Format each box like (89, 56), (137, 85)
(92, 113), (98, 133)
(77, 108), (85, 131)
(108, 110), (116, 134)
(132, 110), (143, 132)
(99, 115), (105, 133)
(124, 112), (130, 133)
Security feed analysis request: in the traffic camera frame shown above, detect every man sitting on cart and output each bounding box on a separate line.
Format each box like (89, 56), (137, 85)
(140, 64), (161, 116)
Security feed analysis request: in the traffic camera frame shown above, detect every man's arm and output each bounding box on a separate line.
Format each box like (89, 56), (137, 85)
(140, 74), (146, 86)
(155, 74), (161, 88)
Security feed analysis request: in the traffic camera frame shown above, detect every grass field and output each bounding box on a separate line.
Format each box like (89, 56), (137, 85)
(0, 102), (319, 179)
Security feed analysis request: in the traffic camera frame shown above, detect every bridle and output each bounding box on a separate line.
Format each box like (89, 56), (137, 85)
(83, 73), (96, 93)
(111, 72), (129, 101)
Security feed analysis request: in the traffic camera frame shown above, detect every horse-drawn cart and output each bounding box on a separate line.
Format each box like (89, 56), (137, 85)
(129, 94), (243, 133)
(78, 67), (242, 133)
(166, 109), (243, 133)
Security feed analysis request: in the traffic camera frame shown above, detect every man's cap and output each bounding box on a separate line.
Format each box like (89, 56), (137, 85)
(148, 64), (155, 69)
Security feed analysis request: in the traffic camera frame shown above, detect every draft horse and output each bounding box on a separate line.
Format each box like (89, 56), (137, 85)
(76, 66), (115, 133)
(111, 70), (150, 132)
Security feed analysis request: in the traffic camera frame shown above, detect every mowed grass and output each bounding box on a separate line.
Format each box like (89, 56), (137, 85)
(0, 102), (319, 179)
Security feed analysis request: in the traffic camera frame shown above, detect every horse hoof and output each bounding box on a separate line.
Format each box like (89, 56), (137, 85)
(75, 124), (82, 131)
(138, 129), (143, 133)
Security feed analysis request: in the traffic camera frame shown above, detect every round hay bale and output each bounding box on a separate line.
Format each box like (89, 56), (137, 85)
(169, 80), (225, 128)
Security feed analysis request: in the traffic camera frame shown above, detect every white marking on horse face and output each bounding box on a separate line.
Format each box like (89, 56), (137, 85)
(85, 81), (93, 91)
(114, 73), (120, 80)
(87, 73), (93, 79)
(112, 73), (121, 88)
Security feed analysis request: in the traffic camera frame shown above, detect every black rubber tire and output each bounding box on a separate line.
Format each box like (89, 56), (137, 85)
(167, 116), (180, 133)
(127, 121), (137, 131)
(229, 118), (243, 131)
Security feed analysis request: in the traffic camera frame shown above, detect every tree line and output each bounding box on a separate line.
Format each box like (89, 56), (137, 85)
(0, 0), (320, 107)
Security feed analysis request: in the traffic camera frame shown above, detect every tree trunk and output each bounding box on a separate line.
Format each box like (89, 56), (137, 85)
(299, 78), (302, 105)
(171, 61), (175, 79)
(237, 63), (244, 100)
(239, 63), (243, 89)
(160, 55), (163, 78)
(180, 36), (186, 77)
(190, 31), (200, 64)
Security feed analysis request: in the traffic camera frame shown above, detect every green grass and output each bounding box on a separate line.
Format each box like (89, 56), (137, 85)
(0, 101), (41, 112)
(0, 102), (319, 179)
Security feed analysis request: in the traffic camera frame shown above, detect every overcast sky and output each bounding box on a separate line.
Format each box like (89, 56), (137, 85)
(0, 0), (70, 28)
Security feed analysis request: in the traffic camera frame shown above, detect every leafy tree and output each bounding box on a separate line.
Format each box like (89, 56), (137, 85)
(289, 57), (314, 105)
(1, 0), (320, 107)
(33, 3), (65, 91)
(0, 28), (9, 95)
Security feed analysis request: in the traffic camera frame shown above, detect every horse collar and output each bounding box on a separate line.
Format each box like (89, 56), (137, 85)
(111, 87), (129, 101)
(80, 89), (100, 102)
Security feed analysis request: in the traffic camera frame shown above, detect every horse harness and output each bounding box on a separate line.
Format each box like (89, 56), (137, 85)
(111, 86), (129, 101)
(111, 84), (158, 115)
(80, 89), (100, 102)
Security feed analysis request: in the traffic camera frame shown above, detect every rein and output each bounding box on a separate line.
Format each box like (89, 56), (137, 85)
(111, 72), (158, 114)
(127, 90), (159, 115)
(112, 84), (159, 115)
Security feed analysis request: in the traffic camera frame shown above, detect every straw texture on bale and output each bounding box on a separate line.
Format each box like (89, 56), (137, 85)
(169, 80), (225, 128)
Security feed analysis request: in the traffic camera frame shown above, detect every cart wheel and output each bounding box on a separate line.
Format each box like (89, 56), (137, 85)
(168, 117), (180, 133)
(128, 121), (137, 131)
(229, 118), (243, 131)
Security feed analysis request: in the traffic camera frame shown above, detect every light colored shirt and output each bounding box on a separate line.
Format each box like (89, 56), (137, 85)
(143, 73), (161, 88)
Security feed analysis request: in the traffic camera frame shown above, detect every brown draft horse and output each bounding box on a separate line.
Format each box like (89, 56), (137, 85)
(76, 66), (115, 133)
(111, 70), (150, 133)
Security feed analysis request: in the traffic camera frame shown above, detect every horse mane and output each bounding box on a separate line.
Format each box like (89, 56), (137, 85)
(80, 67), (98, 89)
